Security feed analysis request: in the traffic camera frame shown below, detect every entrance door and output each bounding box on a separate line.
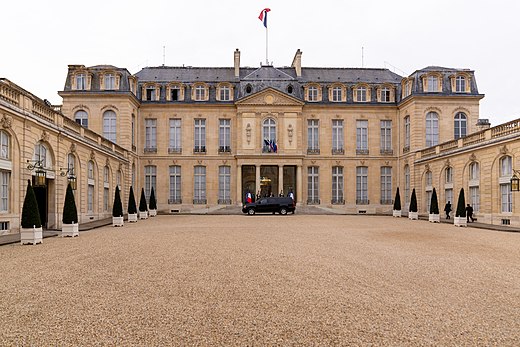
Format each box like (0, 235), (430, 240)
(33, 183), (47, 228)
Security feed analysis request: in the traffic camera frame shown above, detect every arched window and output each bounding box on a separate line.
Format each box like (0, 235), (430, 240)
(33, 142), (48, 169)
(195, 85), (206, 101)
(404, 165), (410, 204)
(469, 162), (480, 212)
(103, 166), (110, 212)
(499, 156), (512, 212)
(262, 118), (277, 153)
(74, 110), (88, 128)
(0, 130), (10, 160)
(469, 162), (479, 181)
(426, 112), (439, 147)
(103, 110), (117, 143)
(454, 112), (467, 139)
(500, 156), (512, 177)
(87, 161), (95, 213)
(455, 76), (466, 92)
(308, 86), (318, 101)
(425, 171), (432, 187)
(356, 86), (367, 102)
(445, 167), (453, 183)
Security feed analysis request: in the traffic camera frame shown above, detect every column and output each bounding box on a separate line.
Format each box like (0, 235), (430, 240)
(278, 165), (284, 196)
(296, 165), (303, 204)
(236, 164), (242, 204)
(255, 165), (261, 198)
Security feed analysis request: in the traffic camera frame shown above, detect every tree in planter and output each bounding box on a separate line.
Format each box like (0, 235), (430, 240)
(455, 188), (466, 217)
(430, 188), (439, 214)
(62, 182), (79, 236)
(149, 187), (157, 210)
(113, 186), (123, 217)
(139, 188), (148, 212)
(409, 188), (418, 213)
(21, 180), (42, 229)
(128, 186), (137, 214)
(393, 187), (401, 211)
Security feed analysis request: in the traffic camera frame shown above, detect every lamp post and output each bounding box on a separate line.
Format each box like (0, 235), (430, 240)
(60, 167), (77, 190)
(27, 159), (47, 187)
(511, 170), (520, 192)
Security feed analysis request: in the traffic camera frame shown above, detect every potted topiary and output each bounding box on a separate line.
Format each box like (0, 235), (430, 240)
(138, 188), (148, 219)
(454, 188), (467, 227)
(61, 183), (79, 237)
(20, 180), (43, 245)
(393, 187), (402, 217)
(408, 188), (418, 220)
(112, 186), (124, 227)
(127, 186), (138, 223)
(428, 188), (440, 223)
(148, 186), (157, 217)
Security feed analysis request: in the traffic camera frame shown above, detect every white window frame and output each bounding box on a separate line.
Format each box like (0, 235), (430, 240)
(381, 87), (391, 102)
(169, 119), (182, 151)
(332, 120), (344, 152)
(380, 167), (392, 204)
(262, 118), (277, 153)
(426, 112), (439, 147)
(404, 165), (410, 204)
(0, 131), (9, 160)
(144, 165), (157, 201)
(194, 119), (206, 152)
(427, 75), (439, 92)
(219, 119), (231, 152)
(195, 85), (206, 101)
(169, 165), (181, 203)
(332, 166), (344, 203)
(103, 110), (117, 143)
(104, 74), (115, 90)
(218, 166), (231, 203)
(356, 120), (368, 151)
(0, 171), (9, 212)
(145, 118), (157, 150)
(380, 120), (392, 152)
(194, 166), (206, 203)
(74, 110), (88, 128)
(356, 86), (367, 102)
(307, 119), (319, 152)
(454, 112), (467, 139)
(220, 85), (231, 101)
(308, 86), (318, 102)
(76, 74), (86, 90)
(356, 166), (368, 204)
(455, 76), (466, 93)
(404, 116), (410, 149)
(332, 86), (342, 102)
(307, 166), (319, 203)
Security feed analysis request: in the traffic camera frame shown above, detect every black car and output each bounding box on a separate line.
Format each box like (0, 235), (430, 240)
(242, 197), (296, 215)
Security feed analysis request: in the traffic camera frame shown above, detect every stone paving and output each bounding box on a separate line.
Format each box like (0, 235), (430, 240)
(1, 215), (519, 346)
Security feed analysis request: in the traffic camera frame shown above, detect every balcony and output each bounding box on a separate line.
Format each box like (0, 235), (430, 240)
(331, 149), (344, 155)
(331, 199), (345, 205)
(380, 149), (394, 155)
(168, 147), (182, 154)
(356, 199), (369, 205)
(218, 146), (231, 153)
(193, 146), (206, 154)
(307, 148), (320, 155)
(144, 147), (157, 153)
(380, 199), (393, 205)
(356, 149), (369, 155)
(193, 199), (207, 204)
(307, 199), (320, 205)
(218, 199), (232, 204)
(168, 198), (182, 204)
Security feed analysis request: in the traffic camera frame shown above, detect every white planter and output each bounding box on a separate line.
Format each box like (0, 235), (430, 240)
(392, 210), (402, 217)
(128, 213), (138, 223)
(139, 211), (148, 220)
(20, 226), (43, 245)
(408, 211), (419, 220)
(454, 216), (467, 227)
(61, 223), (79, 237)
(112, 216), (124, 227)
(428, 214), (440, 223)
(149, 209), (157, 217)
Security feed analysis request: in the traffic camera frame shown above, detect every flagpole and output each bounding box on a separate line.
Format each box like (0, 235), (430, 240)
(266, 27), (269, 65)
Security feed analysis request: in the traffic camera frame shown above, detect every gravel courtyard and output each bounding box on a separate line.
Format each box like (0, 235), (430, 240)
(1, 215), (519, 346)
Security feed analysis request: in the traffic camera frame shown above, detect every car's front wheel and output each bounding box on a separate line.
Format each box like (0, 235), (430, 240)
(247, 208), (255, 215)
(279, 207), (288, 215)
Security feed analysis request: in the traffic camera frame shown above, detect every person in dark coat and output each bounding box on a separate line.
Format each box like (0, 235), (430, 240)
(465, 204), (475, 222)
(444, 201), (452, 219)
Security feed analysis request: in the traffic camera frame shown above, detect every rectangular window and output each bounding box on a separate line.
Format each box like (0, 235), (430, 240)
(308, 87), (318, 101)
(146, 87), (155, 101)
(445, 167), (453, 183)
(380, 120), (392, 153)
(332, 87), (342, 102)
(445, 188), (453, 207)
(194, 166), (206, 203)
(145, 166), (157, 201)
(103, 188), (109, 212)
(427, 76), (439, 92)
(169, 119), (182, 153)
(171, 87), (179, 101)
(194, 119), (206, 152)
(356, 87), (367, 102)
(332, 166), (344, 204)
(307, 119), (319, 153)
(169, 166), (181, 204)
(380, 167), (392, 204)
(307, 167), (319, 204)
(356, 120), (368, 153)
(131, 115), (135, 147)
(0, 171), (9, 212)
(218, 166), (231, 204)
(145, 119), (157, 151)
(381, 88), (391, 102)
(404, 166), (410, 204)
(88, 185), (94, 212)
(332, 120), (344, 153)
(404, 116), (410, 150)
(219, 119), (231, 152)
(501, 184), (512, 213)
(195, 86), (206, 101)
(76, 74), (86, 90)
(469, 187), (479, 212)
(104, 74), (115, 90)
(426, 190), (432, 212)
(456, 76), (466, 93)
(220, 86), (231, 101)
(356, 166), (368, 204)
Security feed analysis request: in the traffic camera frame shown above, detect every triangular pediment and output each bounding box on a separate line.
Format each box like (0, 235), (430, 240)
(236, 87), (304, 106)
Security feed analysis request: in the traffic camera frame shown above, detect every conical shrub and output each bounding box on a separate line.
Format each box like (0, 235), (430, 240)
(409, 188), (418, 213)
(139, 188), (148, 212)
(455, 188), (466, 217)
(393, 187), (401, 210)
(149, 186), (157, 210)
(62, 183), (78, 224)
(430, 188), (439, 214)
(21, 180), (42, 228)
(113, 186), (123, 217)
(128, 186), (137, 214)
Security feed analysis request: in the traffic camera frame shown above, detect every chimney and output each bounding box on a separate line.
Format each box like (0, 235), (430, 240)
(234, 49), (240, 78)
(291, 49), (302, 77)
(476, 118), (491, 131)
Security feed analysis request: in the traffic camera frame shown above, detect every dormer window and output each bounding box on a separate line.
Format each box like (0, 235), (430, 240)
(456, 76), (466, 93)
(218, 84), (232, 101)
(194, 84), (207, 101)
(331, 86), (343, 102)
(427, 76), (439, 92)
(76, 74), (86, 90)
(171, 86), (179, 101)
(354, 85), (369, 102)
(308, 86), (318, 101)
(105, 74), (115, 90)
(146, 86), (156, 101)
(380, 87), (390, 102)
(403, 80), (412, 98)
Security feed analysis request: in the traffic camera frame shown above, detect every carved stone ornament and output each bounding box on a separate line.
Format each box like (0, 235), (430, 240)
(469, 153), (477, 162)
(222, 160), (227, 165)
(444, 159), (451, 167)
(425, 163), (430, 171)
(246, 123), (252, 144)
(311, 160), (316, 164)
(287, 124), (294, 144)
(172, 159), (177, 164)
(384, 161), (390, 166)
(106, 158), (110, 166)
(499, 145), (508, 154)
(1, 114), (12, 129)
(360, 160), (365, 166)
(70, 143), (76, 153)
(197, 160), (203, 165)
(41, 131), (50, 142)
(147, 159), (153, 165)
(335, 161), (341, 166)
(90, 150), (96, 160)
(119, 162), (123, 170)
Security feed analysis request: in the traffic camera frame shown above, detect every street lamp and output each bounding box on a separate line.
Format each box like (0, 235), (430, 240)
(27, 159), (47, 187)
(511, 170), (520, 192)
(60, 167), (77, 190)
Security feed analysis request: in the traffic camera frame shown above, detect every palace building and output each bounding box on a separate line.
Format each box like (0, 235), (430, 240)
(1, 48), (519, 233)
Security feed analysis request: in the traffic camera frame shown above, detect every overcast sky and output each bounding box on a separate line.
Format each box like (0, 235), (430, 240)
(2, 0), (519, 126)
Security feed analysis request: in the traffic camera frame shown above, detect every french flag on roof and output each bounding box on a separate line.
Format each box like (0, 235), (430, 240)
(258, 8), (271, 28)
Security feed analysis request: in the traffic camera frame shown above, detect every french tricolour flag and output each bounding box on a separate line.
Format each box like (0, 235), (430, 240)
(258, 8), (271, 28)
(246, 192), (252, 203)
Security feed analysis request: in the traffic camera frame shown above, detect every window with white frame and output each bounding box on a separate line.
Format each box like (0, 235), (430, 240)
(445, 167), (453, 183)
(356, 86), (367, 102)
(356, 166), (368, 204)
(33, 142), (48, 169)
(169, 119), (182, 152)
(131, 115), (135, 147)
(194, 166), (206, 203)
(380, 120), (392, 152)
(499, 156), (512, 213)
(501, 184), (512, 213)
(219, 119), (231, 152)
(144, 165), (156, 201)
(195, 85), (206, 101)
(308, 86), (318, 101)
(169, 166), (181, 203)
(500, 156), (512, 177)
(170, 86), (180, 101)
(307, 119), (319, 152)
(469, 187), (479, 212)
(145, 119), (157, 151)
(356, 120), (368, 153)
(454, 112), (467, 139)
(0, 171), (9, 212)
(380, 167), (392, 204)
(67, 153), (75, 175)
(76, 74), (86, 90)
(307, 166), (319, 204)
(445, 188), (453, 206)
(404, 81), (412, 97)
(262, 118), (277, 153)
(74, 110), (88, 128)
(332, 86), (342, 102)
(455, 76), (466, 93)
(404, 116), (410, 150)
(219, 85), (231, 101)
(87, 161), (94, 213)
(380, 87), (391, 102)
(218, 166), (231, 204)
(104, 74), (115, 90)
(427, 75), (439, 92)
(426, 171), (432, 187)
(103, 166), (110, 212)
(332, 120), (344, 153)
(0, 131), (9, 160)
(332, 166), (344, 204)
(469, 162), (479, 181)
(146, 86), (156, 101)
(425, 189), (432, 212)
(103, 110), (117, 143)
(194, 119), (206, 152)
(404, 165), (410, 204)
(426, 112), (439, 147)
